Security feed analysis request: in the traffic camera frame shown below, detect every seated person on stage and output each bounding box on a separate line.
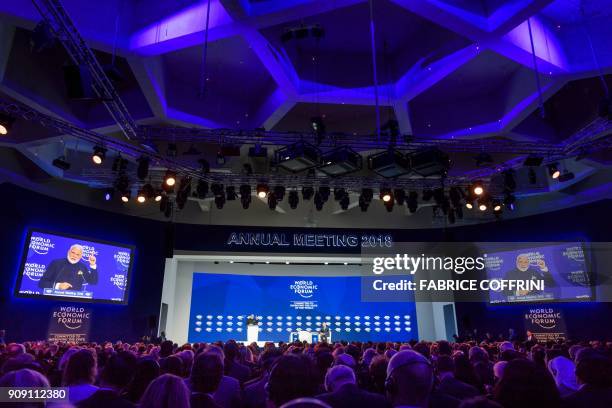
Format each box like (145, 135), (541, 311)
(38, 244), (99, 291)
(319, 322), (330, 343)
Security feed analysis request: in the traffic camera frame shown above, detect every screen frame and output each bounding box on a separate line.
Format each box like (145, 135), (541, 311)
(14, 228), (135, 305)
(485, 241), (594, 305)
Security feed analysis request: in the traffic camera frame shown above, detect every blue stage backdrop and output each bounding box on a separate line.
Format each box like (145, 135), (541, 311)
(188, 273), (418, 342)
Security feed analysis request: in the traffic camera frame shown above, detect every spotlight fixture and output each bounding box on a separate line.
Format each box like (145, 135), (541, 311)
(380, 188), (393, 203)
(318, 186), (330, 202)
(176, 177), (193, 209)
(558, 171), (575, 182)
(455, 205), (463, 219)
(211, 183), (224, 198)
(273, 186), (286, 201)
(311, 116), (326, 144)
(164, 170), (176, 187)
(394, 189), (406, 205)
(339, 193), (350, 210)
(240, 185), (252, 209)
(384, 198), (394, 212)
(196, 180), (209, 199)
(268, 193), (278, 210)
(471, 181), (484, 196)
(198, 159), (211, 173)
(359, 194), (369, 212)
(503, 192), (516, 208)
(215, 195), (226, 209)
(334, 188), (347, 201)
(302, 186), (314, 200)
(422, 189), (433, 201)
(92, 146), (107, 165)
(137, 189), (146, 203)
(319, 146), (363, 177)
(407, 191), (418, 213)
(275, 141), (321, 173)
(154, 190), (163, 202)
(314, 192), (324, 211)
(449, 187), (462, 208)
(120, 190), (130, 203)
(503, 169), (517, 191)
(216, 151), (225, 165)
(547, 163), (560, 179)
(523, 155), (544, 167)
(361, 188), (374, 203)
(478, 197), (488, 211)
(136, 157), (150, 180)
(112, 156), (128, 173)
(465, 202), (474, 210)
(288, 190), (299, 209)
(492, 200), (502, 212)
(52, 156), (71, 171)
(256, 184), (269, 198)
(0, 114), (15, 135)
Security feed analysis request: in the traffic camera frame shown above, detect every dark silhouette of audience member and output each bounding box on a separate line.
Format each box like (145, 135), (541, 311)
(316, 364), (389, 408)
(458, 396), (503, 408)
(266, 354), (317, 408)
(139, 373), (191, 408)
(224, 341), (251, 384)
(159, 354), (184, 377)
(369, 355), (388, 394)
(385, 350), (434, 408)
(493, 358), (560, 408)
(123, 358), (160, 403)
(244, 347), (282, 408)
(62, 349), (99, 404)
(78, 351), (137, 408)
(190, 352), (224, 408)
(561, 355), (612, 408)
(436, 355), (480, 400)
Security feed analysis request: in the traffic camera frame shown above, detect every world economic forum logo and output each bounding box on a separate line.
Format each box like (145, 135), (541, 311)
(290, 280), (318, 298)
(114, 251), (131, 272)
(29, 236), (54, 255)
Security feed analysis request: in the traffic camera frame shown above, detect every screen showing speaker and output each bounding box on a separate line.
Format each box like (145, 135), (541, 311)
(485, 243), (592, 304)
(188, 273), (418, 342)
(15, 229), (134, 304)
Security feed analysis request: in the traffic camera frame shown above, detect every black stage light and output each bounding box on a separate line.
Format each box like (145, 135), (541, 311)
(394, 189), (406, 205)
(63, 64), (96, 100)
(216, 151), (225, 165)
(339, 193), (350, 210)
(422, 189), (433, 201)
(288, 191), (299, 209)
(334, 188), (346, 201)
(367, 148), (409, 178)
(478, 197), (488, 211)
(52, 156), (71, 171)
(314, 192), (324, 211)
(407, 191), (418, 213)
(311, 116), (326, 144)
(359, 194), (369, 212)
(211, 183), (224, 197)
(503, 192), (516, 207)
(318, 186), (330, 202)
(273, 186), (286, 201)
(455, 205), (463, 219)
(465, 201), (474, 210)
(196, 180), (209, 199)
(137, 188), (147, 204)
(257, 184), (269, 198)
(136, 157), (150, 180)
(176, 177), (192, 209)
(240, 185), (251, 209)
(154, 190), (163, 202)
(112, 156), (128, 173)
(319, 146), (363, 177)
(0, 114), (15, 135)
(215, 195), (226, 209)
(449, 187), (462, 208)
(120, 190), (131, 203)
(474, 152), (493, 167)
(361, 188), (374, 203)
(503, 169), (517, 191)
(243, 163), (254, 175)
(384, 197), (394, 212)
(492, 200), (502, 212)
(547, 163), (560, 179)
(268, 193), (278, 210)
(302, 186), (314, 200)
(433, 188), (445, 206)
(408, 148), (450, 177)
(226, 186), (237, 200)
(558, 171), (575, 182)
(30, 21), (56, 52)
(275, 141), (321, 173)
(92, 146), (107, 165)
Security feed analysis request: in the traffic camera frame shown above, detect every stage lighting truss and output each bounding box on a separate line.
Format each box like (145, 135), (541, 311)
(319, 146), (363, 177)
(367, 148), (410, 178)
(274, 141), (321, 173)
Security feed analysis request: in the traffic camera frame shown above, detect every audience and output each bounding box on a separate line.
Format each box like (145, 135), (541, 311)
(0, 336), (609, 408)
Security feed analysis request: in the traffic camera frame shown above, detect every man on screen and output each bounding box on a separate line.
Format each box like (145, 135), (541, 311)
(503, 253), (556, 298)
(38, 244), (99, 291)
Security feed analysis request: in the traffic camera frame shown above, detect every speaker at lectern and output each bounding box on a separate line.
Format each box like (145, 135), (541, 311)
(246, 315), (259, 344)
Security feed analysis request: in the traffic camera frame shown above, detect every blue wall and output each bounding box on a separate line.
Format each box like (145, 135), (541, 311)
(1, 182), (611, 342)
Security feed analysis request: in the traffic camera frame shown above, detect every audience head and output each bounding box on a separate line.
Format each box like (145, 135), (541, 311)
(101, 350), (138, 390)
(493, 358), (560, 408)
(159, 355), (183, 377)
(333, 353), (356, 369)
(575, 354), (612, 388)
(547, 356), (578, 392)
(191, 351), (223, 394)
(436, 355), (454, 375)
(0, 368), (49, 387)
(325, 364), (356, 392)
(266, 354), (317, 408)
(386, 350), (433, 408)
(139, 373), (190, 408)
(159, 340), (174, 358)
(62, 348), (96, 386)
